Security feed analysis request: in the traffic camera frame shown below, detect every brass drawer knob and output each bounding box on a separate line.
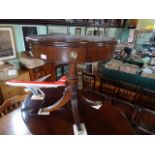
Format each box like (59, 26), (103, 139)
(69, 51), (78, 60)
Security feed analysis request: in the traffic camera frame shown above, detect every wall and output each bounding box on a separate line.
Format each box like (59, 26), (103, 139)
(48, 25), (124, 39)
(135, 32), (152, 50)
(68, 26), (86, 35)
(15, 25), (47, 53)
(118, 19), (155, 43)
(48, 25), (86, 35)
(119, 19), (155, 50)
(120, 20), (130, 42)
(135, 19), (155, 50)
(108, 28), (122, 40)
(0, 24), (47, 68)
(137, 19), (155, 30)
(48, 25), (68, 34)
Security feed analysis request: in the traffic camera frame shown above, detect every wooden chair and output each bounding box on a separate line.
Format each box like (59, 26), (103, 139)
(136, 88), (155, 111)
(82, 71), (96, 90)
(115, 81), (140, 105)
(111, 82), (140, 123)
(0, 94), (27, 118)
(99, 76), (118, 97)
(81, 73), (110, 107)
(111, 98), (138, 123)
(135, 107), (155, 135)
(79, 89), (110, 107)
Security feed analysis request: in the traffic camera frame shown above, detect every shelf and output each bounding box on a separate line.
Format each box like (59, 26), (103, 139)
(0, 19), (127, 28)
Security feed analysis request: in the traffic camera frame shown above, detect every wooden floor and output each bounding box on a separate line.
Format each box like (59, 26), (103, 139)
(0, 107), (31, 135)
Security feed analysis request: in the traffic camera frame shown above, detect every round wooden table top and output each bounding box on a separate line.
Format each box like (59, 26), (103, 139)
(21, 88), (135, 135)
(26, 34), (116, 64)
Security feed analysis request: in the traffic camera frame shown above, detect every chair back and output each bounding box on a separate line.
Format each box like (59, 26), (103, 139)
(0, 94), (27, 118)
(82, 71), (96, 90)
(111, 98), (137, 122)
(99, 76), (118, 97)
(116, 81), (140, 104)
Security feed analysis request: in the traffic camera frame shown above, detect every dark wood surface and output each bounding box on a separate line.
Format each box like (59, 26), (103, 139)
(26, 35), (116, 64)
(21, 88), (134, 135)
(26, 34), (116, 129)
(0, 107), (31, 135)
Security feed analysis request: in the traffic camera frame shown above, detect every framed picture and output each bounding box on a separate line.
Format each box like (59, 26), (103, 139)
(98, 28), (105, 36)
(48, 26), (67, 35)
(75, 28), (81, 35)
(0, 27), (16, 61)
(22, 26), (38, 51)
(86, 27), (94, 36)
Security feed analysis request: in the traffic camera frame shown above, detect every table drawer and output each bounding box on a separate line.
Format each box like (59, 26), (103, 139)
(32, 44), (86, 63)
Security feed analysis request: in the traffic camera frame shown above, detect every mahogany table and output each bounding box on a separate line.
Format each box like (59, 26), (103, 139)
(0, 108), (31, 135)
(26, 34), (117, 133)
(21, 88), (134, 135)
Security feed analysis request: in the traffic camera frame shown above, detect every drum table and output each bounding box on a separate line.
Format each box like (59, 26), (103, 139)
(26, 35), (117, 134)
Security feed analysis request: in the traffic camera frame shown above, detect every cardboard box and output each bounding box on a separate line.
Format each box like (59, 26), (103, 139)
(0, 63), (18, 81)
(141, 73), (155, 79)
(19, 57), (45, 69)
(119, 63), (138, 74)
(105, 59), (123, 70)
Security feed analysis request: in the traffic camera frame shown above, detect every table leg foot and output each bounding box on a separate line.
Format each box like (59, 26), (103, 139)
(73, 123), (87, 135)
(31, 94), (45, 100)
(37, 88), (71, 115)
(38, 109), (50, 115)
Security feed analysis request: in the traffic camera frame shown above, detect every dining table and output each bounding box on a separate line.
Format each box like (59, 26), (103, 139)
(0, 107), (31, 135)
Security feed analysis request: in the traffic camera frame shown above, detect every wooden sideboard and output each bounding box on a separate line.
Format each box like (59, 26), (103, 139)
(27, 63), (55, 81)
(21, 63), (68, 81)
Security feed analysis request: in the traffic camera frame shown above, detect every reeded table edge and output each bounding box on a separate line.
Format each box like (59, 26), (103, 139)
(26, 34), (117, 47)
